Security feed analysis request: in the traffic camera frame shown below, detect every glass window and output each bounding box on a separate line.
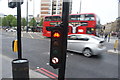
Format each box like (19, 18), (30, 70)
(76, 35), (89, 41)
(68, 35), (89, 41)
(84, 14), (95, 21)
(45, 17), (52, 21)
(52, 16), (62, 21)
(46, 26), (55, 31)
(68, 35), (77, 40)
(91, 36), (101, 40)
(45, 16), (61, 21)
(69, 14), (95, 21)
(69, 15), (81, 21)
(86, 28), (95, 34)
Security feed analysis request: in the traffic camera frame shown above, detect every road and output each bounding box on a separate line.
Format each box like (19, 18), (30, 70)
(1, 30), (119, 79)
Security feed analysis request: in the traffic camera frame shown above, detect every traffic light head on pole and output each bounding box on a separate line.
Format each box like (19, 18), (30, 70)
(8, 0), (23, 8)
(50, 27), (63, 69)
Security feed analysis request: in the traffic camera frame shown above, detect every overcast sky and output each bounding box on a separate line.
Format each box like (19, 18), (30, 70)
(0, 0), (119, 25)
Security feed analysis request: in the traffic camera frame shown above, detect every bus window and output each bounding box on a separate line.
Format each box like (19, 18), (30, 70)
(86, 28), (95, 34)
(45, 17), (52, 21)
(69, 15), (81, 21)
(84, 14), (95, 21)
(52, 16), (61, 21)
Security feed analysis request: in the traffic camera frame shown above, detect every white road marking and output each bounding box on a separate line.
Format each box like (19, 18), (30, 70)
(21, 32), (23, 37)
(46, 63), (49, 65)
(29, 33), (34, 39)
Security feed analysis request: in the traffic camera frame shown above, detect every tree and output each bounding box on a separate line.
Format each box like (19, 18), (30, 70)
(11, 18), (17, 27)
(21, 18), (27, 29)
(39, 18), (43, 26)
(29, 18), (37, 27)
(2, 15), (17, 27)
(2, 17), (8, 26)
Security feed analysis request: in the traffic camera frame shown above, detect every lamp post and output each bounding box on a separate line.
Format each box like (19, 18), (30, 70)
(26, 0), (28, 32)
(79, 0), (82, 13)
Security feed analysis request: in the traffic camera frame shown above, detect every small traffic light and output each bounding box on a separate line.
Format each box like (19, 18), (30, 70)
(8, 0), (23, 8)
(12, 40), (18, 52)
(50, 27), (63, 69)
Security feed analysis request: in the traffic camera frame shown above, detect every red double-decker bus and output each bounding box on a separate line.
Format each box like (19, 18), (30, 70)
(42, 15), (62, 37)
(68, 13), (101, 36)
(42, 13), (101, 37)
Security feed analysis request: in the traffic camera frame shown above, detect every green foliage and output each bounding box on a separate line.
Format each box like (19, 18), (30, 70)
(11, 18), (17, 27)
(29, 18), (37, 27)
(2, 17), (8, 26)
(39, 18), (43, 26)
(2, 15), (17, 27)
(21, 18), (27, 27)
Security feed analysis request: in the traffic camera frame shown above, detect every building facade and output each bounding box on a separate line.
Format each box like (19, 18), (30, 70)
(40, 0), (72, 18)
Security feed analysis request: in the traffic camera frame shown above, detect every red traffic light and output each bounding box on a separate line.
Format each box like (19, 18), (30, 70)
(53, 32), (60, 38)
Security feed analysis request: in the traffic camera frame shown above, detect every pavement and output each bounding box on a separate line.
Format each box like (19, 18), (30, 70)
(1, 53), (49, 79)
(100, 36), (120, 54)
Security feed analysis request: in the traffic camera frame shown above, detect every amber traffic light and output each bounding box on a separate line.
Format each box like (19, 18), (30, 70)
(50, 27), (63, 69)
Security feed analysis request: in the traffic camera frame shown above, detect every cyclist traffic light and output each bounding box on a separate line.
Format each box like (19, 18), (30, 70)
(50, 27), (63, 69)
(8, 0), (23, 8)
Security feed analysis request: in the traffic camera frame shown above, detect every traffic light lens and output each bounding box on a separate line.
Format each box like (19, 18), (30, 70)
(53, 41), (59, 46)
(53, 32), (60, 38)
(53, 49), (59, 54)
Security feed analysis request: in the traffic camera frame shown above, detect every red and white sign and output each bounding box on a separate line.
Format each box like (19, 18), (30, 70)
(52, 57), (59, 64)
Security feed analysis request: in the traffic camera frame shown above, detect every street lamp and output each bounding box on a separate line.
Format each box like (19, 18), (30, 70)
(79, 0), (82, 13)
(26, 0), (28, 32)
(26, 0), (34, 32)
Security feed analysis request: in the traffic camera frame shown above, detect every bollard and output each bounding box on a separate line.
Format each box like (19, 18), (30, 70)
(12, 59), (29, 80)
(114, 40), (118, 51)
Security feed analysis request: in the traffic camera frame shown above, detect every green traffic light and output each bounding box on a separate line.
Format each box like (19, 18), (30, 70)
(53, 49), (59, 54)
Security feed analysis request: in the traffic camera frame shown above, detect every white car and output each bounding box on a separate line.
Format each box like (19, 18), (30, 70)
(67, 34), (106, 57)
(6, 29), (16, 32)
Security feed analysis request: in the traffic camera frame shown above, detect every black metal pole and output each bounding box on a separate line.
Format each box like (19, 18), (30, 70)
(17, 2), (22, 59)
(58, 1), (69, 80)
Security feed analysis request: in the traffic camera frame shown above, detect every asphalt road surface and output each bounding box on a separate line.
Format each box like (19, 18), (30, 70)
(2, 30), (119, 79)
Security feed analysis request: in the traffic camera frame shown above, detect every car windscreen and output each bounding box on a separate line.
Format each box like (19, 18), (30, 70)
(90, 36), (102, 41)
(68, 35), (89, 41)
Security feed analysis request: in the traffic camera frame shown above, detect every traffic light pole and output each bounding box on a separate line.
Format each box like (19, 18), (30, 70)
(58, 1), (69, 80)
(17, 2), (22, 59)
(12, 2), (29, 80)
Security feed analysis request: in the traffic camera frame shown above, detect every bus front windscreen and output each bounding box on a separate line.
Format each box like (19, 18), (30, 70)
(45, 16), (61, 21)
(69, 14), (95, 21)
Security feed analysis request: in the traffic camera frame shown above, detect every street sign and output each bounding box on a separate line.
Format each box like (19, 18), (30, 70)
(52, 57), (59, 64)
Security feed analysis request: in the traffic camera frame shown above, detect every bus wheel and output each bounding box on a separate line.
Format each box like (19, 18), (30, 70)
(83, 48), (92, 57)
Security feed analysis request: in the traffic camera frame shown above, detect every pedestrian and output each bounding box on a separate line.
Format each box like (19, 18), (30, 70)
(114, 40), (118, 51)
(117, 31), (120, 39)
(108, 32), (111, 42)
(104, 33), (108, 41)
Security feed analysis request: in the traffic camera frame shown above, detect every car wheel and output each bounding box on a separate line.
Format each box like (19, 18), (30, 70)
(83, 48), (92, 57)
